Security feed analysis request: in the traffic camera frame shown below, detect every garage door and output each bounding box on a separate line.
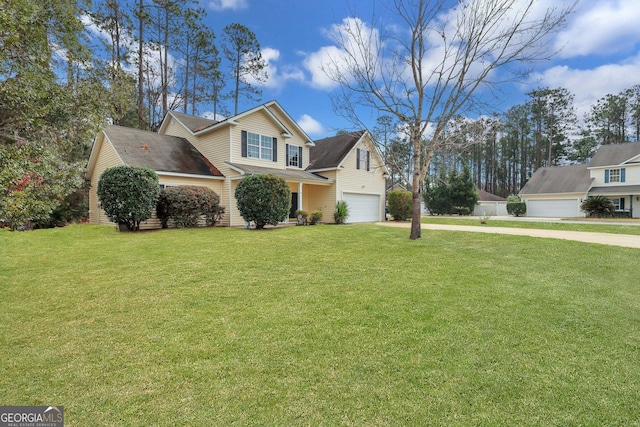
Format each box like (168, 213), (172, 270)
(342, 193), (381, 222)
(527, 199), (578, 217)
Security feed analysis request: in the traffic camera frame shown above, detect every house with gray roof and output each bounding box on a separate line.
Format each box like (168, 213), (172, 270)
(87, 101), (388, 228)
(519, 142), (640, 218)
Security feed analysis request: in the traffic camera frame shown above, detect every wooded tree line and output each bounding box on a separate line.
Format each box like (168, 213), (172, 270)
(375, 84), (640, 198)
(87, 0), (267, 130)
(0, 0), (265, 229)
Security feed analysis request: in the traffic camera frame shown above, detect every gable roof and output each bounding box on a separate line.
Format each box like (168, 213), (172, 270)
(99, 125), (223, 177)
(308, 131), (366, 170)
(169, 111), (218, 133)
(161, 101), (314, 145)
(588, 142), (640, 167)
(477, 189), (506, 202)
(519, 164), (593, 195)
(225, 162), (330, 184)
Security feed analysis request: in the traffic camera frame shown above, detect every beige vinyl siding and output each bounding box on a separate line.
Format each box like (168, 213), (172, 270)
(162, 119), (192, 140)
(228, 180), (244, 226)
(305, 171), (337, 222)
(231, 110), (311, 170)
(336, 139), (386, 221)
(231, 110), (284, 169)
(89, 136), (124, 225)
(269, 106), (311, 170)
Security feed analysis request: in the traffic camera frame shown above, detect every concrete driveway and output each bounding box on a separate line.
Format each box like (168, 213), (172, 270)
(377, 220), (640, 249)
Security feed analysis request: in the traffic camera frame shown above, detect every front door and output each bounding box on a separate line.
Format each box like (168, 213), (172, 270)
(290, 192), (298, 218)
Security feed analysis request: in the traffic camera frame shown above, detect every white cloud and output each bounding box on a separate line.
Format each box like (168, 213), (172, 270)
(246, 47), (304, 90)
(554, 0), (640, 57)
(302, 17), (382, 91)
(297, 114), (324, 136)
(208, 0), (247, 12)
(531, 52), (640, 120)
(302, 45), (345, 90)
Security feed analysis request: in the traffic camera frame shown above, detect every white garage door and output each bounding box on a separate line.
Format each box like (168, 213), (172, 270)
(342, 193), (380, 222)
(527, 199), (578, 217)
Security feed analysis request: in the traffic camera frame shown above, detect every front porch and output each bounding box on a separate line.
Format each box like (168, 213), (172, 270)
(588, 185), (640, 218)
(225, 162), (335, 226)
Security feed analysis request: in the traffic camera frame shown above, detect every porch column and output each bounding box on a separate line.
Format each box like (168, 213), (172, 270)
(298, 182), (303, 211)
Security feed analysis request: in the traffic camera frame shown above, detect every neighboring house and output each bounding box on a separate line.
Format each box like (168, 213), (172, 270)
(86, 101), (388, 228)
(473, 189), (507, 216)
(519, 142), (640, 218)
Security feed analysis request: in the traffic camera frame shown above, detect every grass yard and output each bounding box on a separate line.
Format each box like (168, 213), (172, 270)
(422, 215), (640, 235)
(1, 224), (639, 426)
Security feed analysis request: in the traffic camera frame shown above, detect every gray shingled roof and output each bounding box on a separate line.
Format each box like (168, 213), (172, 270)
(308, 131), (365, 170)
(477, 189), (506, 202)
(519, 164), (593, 195)
(104, 125), (223, 176)
(170, 111), (218, 133)
(589, 185), (640, 195)
(226, 163), (329, 183)
(588, 142), (640, 167)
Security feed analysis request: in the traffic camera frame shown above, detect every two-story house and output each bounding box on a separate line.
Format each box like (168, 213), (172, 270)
(86, 101), (388, 228)
(519, 142), (640, 218)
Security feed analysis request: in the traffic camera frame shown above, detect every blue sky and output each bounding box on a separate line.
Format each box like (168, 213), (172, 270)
(203, 0), (640, 138)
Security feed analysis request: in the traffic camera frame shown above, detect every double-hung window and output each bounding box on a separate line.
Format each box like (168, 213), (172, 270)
(287, 144), (302, 168)
(242, 131), (277, 162)
(605, 168), (625, 183)
(356, 148), (370, 171)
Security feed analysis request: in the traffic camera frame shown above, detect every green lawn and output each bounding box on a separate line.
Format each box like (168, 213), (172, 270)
(1, 224), (639, 426)
(422, 215), (640, 235)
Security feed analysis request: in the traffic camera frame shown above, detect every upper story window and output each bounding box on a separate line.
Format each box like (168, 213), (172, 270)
(605, 168), (625, 183)
(356, 148), (370, 171)
(287, 144), (302, 168)
(242, 130), (277, 162)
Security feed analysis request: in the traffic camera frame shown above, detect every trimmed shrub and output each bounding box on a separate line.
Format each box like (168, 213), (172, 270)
(156, 185), (224, 228)
(506, 195), (527, 217)
(334, 200), (349, 224)
(97, 166), (159, 231)
(309, 210), (323, 225)
(235, 174), (291, 229)
(452, 206), (471, 215)
(580, 195), (615, 217)
(387, 190), (412, 221)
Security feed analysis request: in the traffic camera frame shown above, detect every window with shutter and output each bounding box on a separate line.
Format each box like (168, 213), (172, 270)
(244, 131), (275, 161)
(287, 144), (301, 167)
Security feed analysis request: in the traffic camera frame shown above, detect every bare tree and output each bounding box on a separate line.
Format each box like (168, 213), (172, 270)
(323, 0), (576, 239)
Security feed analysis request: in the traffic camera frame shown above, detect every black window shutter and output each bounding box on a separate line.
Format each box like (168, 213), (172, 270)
(241, 131), (247, 157)
(356, 148), (361, 169)
(605, 169), (609, 183)
(286, 143), (290, 164)
(273, 137), (278, 162)
(298, 146), (303, 168)
(366, 150), (370, 171)
(621, 168), (626, 182)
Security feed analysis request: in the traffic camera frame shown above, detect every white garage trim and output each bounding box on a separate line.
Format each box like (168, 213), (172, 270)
(342, 192), (382, 222)
(526, 199), (580, 218)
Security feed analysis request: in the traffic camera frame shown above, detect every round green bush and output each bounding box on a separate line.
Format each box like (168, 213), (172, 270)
(97, 166), (159, 231)
(235, 174), (291, 229)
